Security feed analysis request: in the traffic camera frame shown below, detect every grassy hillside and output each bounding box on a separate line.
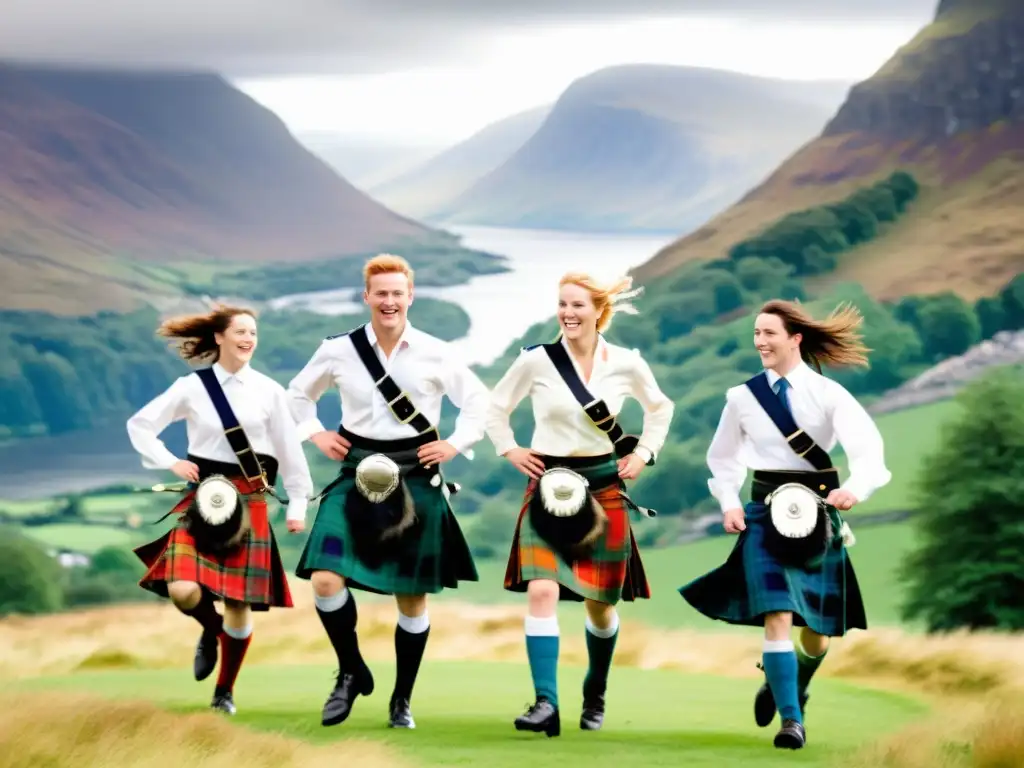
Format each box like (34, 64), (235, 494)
(0, 64), (505, 313)
(432, 65), (847, 233)
(635, 4), (1024, 300)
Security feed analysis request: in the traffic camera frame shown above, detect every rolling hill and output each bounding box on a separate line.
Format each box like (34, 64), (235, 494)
(0, 63), (499, 314)
(368, 104), (552, 221)
(634, 0), (1024, 301)
(424, 65), (851, 233)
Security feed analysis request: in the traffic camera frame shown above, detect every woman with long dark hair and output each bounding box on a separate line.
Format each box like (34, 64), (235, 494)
(128, 304), (314, 715)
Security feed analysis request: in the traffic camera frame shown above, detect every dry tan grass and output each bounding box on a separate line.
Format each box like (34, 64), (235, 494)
(0, 690), (408, 768)
(5, 590), (1024, 766)
(3, 580), (1024, 700)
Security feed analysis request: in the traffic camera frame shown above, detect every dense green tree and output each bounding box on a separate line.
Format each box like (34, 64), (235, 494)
(0, 527), (64, 616)
(898, 367), (1024, 632)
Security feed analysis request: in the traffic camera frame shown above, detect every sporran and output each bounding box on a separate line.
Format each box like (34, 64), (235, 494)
(762, 482), (832, 567)
(528, 467), (607, 562)
(344, 452), (419, 566)
(185, 474), (252, 553)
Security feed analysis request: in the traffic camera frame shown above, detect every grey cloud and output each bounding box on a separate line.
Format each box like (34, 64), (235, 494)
(1, 0), (939, 78)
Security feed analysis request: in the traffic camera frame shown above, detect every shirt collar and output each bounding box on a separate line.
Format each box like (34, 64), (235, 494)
(765, 360), (810, 388)
(365, 320), (414, 351)
(213, 361), (251, 384)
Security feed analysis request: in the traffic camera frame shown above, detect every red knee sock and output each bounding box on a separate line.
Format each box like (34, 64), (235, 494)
(214, 631), (252, 696)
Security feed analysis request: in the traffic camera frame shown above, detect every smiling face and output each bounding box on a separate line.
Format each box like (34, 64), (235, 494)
(754, 312), (802, 373)
(364, 271), (412, 331)
(558, 283), (599, 342)
(214, 312), (257, 367)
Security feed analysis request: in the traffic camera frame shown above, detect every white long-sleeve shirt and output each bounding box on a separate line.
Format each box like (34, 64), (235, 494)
(706, 360), (892, 513)
(286, 321), (490, 456)
(126, 362), (315, 522)
(485, 335), (674, 462)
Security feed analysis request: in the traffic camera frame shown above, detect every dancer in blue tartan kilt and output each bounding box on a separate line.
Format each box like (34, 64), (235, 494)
(678, 299), (892, 751)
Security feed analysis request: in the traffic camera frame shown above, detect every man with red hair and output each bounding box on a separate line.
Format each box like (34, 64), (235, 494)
(287, 253), (490, 730)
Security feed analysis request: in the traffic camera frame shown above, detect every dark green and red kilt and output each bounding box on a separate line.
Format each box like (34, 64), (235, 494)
(134, 454), (293, 611)
(678, 468), (867, 637)
(504, 453), (651, 605)
(295, 428), (479, 596)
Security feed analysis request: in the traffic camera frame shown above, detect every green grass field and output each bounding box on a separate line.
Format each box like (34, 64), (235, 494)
(17, 660), (930, 767)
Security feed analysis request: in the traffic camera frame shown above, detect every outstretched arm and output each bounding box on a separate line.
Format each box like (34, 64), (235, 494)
(440, 350), (491, 458)
(627, 351), (674, 465)
(483, 350), (535, 457)
(286, 339), (338, 442)
(126, 376), (190, 470)
(268, 385), (316, 524)
(706, 392), (748, 514)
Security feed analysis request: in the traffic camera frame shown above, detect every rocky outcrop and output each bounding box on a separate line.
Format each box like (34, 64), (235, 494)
(823, 10), (1024, 140)
(869, 330), (1024, 414)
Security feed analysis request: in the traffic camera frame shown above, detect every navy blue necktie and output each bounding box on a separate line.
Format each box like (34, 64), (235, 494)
(774, 377), (793, 415)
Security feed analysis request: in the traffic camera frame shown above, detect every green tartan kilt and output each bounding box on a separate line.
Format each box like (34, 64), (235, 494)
(504, 454), (652, 605)
(295, 438), (479, 596)
(678, 501), (867, 637)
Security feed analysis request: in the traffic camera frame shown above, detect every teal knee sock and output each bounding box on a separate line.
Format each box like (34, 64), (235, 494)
(762, 639), (801, 724)
(525, 615), (559, 706)
(583, 612), (619, 697)
(796, 639), (828, 695)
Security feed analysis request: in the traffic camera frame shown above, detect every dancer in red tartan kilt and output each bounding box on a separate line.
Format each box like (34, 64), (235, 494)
(484, 272), (674, 737)
(127, 305), (314, 715)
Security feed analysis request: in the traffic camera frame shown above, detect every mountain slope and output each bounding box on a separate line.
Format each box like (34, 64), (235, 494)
(298, 133), (444, 190)
(368, 105), (551, 221)
(0, 64), (472, 313)
(635, 0), (1024, 301)
(425, 65), (850, 233)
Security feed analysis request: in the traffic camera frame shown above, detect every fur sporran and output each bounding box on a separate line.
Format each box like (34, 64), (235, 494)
(185, 474), (251, 554)
(344, 453), (419, 567)
(762, 482), (834, 567)
(528, 467), (608, 563)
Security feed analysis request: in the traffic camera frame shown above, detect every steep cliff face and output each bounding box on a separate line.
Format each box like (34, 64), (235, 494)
(633, 1), (1024, 302)
(824, 7), (1024, 140)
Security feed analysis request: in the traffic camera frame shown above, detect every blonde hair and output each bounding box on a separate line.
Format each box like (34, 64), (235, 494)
(759, 299), (871, 370)
(363, 253), (414, 290)
(559, 272), (643, 333)
(157, 304), (257, 364)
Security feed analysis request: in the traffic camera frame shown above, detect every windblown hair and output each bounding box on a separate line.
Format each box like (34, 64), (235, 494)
(363, 253), (414, 289)
(759, 299), (870, 370)
(156, 304), (257, 364)
(559, 272), (643, 333)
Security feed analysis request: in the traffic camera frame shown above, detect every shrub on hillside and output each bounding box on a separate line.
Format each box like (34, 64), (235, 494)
(898, 367), (1024, 632)
(0, 526), (64, 616)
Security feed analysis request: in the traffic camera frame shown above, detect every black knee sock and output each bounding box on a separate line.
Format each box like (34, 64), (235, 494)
(393, 621), (430, 702)
(182, 590), (222, 636)
(315, 589), (365, 673)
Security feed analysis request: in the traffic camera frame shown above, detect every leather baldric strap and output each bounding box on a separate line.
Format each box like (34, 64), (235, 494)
(195, 367), (270, 488)
(541, 341), (652, 465)
(744, 372), (833, 471)
(348, 325), (440, 440)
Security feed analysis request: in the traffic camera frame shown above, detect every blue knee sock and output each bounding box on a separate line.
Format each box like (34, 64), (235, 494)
(525, 615), (559, 707)
(762, 639), (801, 724)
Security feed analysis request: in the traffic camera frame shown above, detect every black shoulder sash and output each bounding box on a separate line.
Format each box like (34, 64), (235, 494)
(348, 324), (438, 439)
(541, 342), (650, 464)
(194, 367), (269, 486)
(744, 372), (832, 471)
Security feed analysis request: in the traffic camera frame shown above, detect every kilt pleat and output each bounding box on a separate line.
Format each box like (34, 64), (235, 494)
(677, 501), (866, 637)
(504, 456), (652, 605)
(295, 445), (478, 596)
(134, 476), (294, 610)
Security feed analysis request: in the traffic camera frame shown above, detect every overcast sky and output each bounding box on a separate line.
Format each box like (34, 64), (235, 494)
(4, 0), (939, 144)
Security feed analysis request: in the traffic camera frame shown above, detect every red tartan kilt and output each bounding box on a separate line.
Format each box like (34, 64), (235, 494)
(133, 475), (293, 610)
(504, 476), (652, 603)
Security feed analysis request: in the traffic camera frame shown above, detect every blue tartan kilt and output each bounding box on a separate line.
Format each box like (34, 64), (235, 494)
(677, 501), (867, 637)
